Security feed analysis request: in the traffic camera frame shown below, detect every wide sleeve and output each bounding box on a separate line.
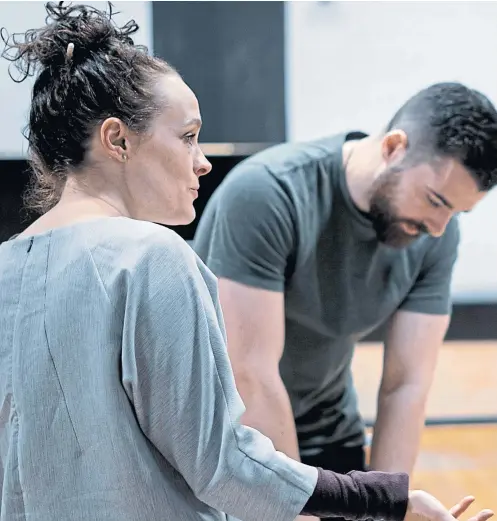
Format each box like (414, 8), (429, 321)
(120, 230), (409, 521)
(120, 230), (317, 521)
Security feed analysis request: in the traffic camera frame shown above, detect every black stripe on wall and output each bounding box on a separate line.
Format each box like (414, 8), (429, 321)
(151, 1), (286, 144)
(364, 303), (497, 342)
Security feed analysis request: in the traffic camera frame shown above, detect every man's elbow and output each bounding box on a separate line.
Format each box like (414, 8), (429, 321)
(232, 363), (289, 419)
(378, 377), (433, 404)
(234, 363), (283, 398)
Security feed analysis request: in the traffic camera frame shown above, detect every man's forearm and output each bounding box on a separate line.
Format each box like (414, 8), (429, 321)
(238, 376), (302, 461)
(369, 385), (428, 475)
(238, 377), (328, 521)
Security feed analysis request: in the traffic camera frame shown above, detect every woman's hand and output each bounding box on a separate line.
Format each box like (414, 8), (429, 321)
(408, 491), (494, 521)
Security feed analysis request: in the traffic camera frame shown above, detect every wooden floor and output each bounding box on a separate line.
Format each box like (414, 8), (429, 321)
(412, 425), (497, 510)
(353, 341), (497, 421)
(354, 341), (497, 510)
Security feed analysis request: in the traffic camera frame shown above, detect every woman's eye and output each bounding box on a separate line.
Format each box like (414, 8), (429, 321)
(427, 196), (442, 208)
(184, 133), (196, 144)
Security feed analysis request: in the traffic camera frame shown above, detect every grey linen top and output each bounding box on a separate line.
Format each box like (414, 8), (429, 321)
(0, 217), (408, 521)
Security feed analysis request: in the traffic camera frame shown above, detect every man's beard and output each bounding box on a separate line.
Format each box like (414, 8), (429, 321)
(368, 168), (427, 249)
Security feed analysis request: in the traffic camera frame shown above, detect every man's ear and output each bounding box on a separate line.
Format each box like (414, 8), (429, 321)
(381, 129), (408, 164)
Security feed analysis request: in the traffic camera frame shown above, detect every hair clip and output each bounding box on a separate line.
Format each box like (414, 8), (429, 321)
(66, 42), (74, 61)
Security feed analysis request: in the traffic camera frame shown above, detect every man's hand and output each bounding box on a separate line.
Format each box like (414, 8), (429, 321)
(295, 516), (319, 521)
(407, 492), (494, 521)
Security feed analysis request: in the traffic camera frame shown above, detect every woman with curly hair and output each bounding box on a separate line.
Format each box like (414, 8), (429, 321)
(0, 3), (492, 521)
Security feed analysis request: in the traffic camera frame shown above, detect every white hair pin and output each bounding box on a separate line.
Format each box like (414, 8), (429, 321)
(66, 42), (74, 61)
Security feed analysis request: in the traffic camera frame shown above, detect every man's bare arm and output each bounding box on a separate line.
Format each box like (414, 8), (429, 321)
(369, 310), (450, 474)
(218, 277), (302, 461)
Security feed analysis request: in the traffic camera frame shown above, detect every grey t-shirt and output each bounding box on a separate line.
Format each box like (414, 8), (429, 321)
(193, 132), (459, 452)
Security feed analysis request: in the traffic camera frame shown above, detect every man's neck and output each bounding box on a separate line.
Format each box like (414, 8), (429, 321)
(342, 136), (383, 213)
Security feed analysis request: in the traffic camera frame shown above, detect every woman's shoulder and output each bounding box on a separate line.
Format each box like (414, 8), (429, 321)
(84, 217), (195, 268)
(90, 218), (220, 309)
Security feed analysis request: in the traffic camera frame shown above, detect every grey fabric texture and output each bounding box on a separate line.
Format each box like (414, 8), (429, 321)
(0, 217), (317, 521)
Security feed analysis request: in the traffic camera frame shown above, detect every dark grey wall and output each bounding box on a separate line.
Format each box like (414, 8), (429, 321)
(152, 1), (286, 144)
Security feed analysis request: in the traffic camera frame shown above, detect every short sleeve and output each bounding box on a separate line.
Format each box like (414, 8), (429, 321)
(120, 230), (317, 521)
(399, 218), (460, 315)
(193, 165), (296, 292)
